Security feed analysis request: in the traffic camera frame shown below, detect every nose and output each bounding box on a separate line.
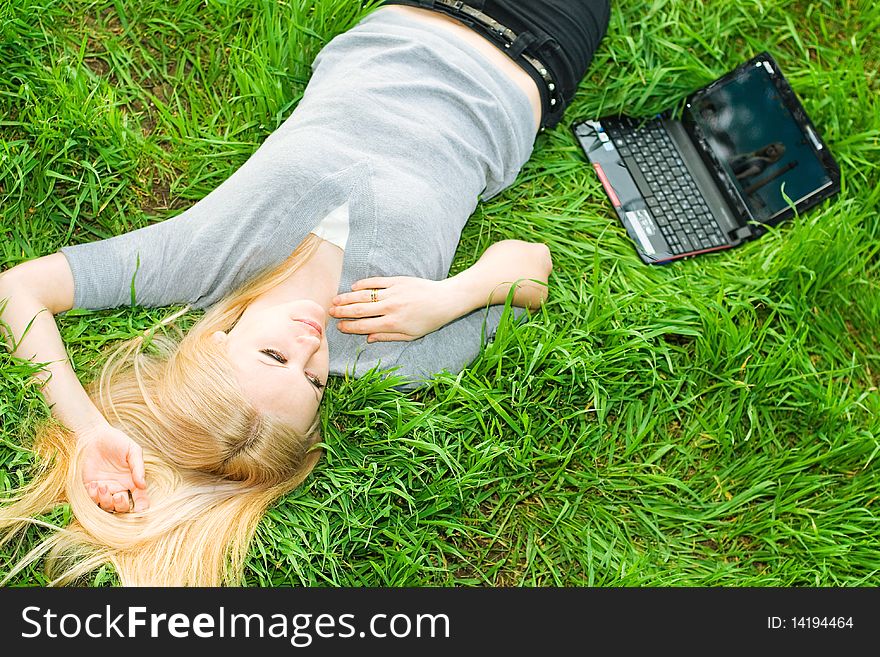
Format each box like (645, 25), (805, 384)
(290, 334), (321, 365)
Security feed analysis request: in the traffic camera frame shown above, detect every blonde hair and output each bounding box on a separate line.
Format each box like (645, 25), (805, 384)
(1, 234), (324, 586)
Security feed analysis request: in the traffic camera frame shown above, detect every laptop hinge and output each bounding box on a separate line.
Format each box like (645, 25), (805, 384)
(728, 225), (754, 241)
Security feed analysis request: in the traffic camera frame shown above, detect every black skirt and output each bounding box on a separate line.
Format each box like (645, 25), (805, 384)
(379, 0), (611, 128)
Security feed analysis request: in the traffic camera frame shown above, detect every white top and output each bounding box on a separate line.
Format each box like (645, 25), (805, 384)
(309, 201), (350, 250)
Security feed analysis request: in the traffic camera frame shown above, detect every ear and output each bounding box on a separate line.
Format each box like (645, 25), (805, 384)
(210, 330), (228, 345)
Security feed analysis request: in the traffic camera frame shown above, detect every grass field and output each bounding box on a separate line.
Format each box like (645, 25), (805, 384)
(1, 0), (878, 586)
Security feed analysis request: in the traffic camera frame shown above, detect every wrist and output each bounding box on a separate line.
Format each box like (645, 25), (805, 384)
(63, 406), (110, 438)
(441, 273), (485, 318)
(37, 362), (109, 438)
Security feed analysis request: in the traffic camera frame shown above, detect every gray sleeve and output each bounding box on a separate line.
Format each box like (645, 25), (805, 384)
(57, 145), (349, 311)
(388, 303), (527, 390)
(59, 202), (287, 311)
(59, 164), (298, 311)
(60, 214), (198, 310)
(59, 166), (284, 311)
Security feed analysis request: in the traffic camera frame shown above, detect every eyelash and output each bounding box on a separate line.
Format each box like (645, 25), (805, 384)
(260, 348), (325, 389)
(261, 348), (287, 364)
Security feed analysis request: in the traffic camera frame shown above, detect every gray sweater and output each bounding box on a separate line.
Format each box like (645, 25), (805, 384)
(60, 8), (536, 388)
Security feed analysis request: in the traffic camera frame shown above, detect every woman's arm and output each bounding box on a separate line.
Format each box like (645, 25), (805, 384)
(0, 254), (148, 512)
(446, 239), (552, 310)
(330, 239), (552, 342)
(0, 254), (102, 431)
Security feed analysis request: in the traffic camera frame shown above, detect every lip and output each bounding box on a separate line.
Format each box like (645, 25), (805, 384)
(293, 318), (323, 337)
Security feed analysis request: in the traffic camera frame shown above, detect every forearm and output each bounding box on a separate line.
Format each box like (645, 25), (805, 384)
(444, 239), (552, 317)
(0, 278), (105, 433)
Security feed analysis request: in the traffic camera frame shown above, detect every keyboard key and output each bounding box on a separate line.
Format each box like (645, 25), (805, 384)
(622, 156), (655, 199)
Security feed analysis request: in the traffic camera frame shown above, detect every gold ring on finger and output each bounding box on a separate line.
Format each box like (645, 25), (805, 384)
(370, 289), (379, 303)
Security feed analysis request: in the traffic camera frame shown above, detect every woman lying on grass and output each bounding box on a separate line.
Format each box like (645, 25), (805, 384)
(0, 0), (609, 585)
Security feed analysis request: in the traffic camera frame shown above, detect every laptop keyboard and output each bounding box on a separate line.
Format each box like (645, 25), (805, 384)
(605, 117), (728, 255)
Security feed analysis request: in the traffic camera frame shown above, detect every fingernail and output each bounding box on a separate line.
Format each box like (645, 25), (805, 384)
(99, 484), (107, 494)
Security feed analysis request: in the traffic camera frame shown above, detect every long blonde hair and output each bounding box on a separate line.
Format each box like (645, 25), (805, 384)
(1, 234), (324, 586)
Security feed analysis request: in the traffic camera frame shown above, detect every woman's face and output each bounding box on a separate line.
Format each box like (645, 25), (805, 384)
(211, 299), (329, 435)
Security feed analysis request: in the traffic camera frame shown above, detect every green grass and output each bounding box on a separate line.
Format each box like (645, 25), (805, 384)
(1, 0), (878, 587)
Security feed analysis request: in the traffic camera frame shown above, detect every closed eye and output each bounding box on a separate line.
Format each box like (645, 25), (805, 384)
(260, 348), (287, 364)
(262, 348), (324, 391)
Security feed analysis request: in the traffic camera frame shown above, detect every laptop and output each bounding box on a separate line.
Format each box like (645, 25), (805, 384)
(572, 52), (840, 264)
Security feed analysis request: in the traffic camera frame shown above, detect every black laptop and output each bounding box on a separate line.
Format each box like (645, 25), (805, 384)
(573, 52), (840, 264)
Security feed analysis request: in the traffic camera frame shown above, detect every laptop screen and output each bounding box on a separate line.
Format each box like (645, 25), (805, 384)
(686, 60), (834, 224)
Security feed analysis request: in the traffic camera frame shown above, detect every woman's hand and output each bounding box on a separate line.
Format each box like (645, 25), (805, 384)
(77, 421), (149, 513)
(330, 241), (551, 343)
(329, 276), (462, 342)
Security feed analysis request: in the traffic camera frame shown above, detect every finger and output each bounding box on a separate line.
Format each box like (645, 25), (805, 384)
(86, 481), (99, 505)
(337, 318), (393, 335)
(111, 491), (130, 513)
(331, 300), (389, 319)
(91, 479), (128, 495)
(332, 288), (381, 307)
(367, 333), (414, 343)
(128, 442), (147, 489)
(96, 483), (115, 512)
(351, 277), (398, 291)
(131, 487), (150, 512)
